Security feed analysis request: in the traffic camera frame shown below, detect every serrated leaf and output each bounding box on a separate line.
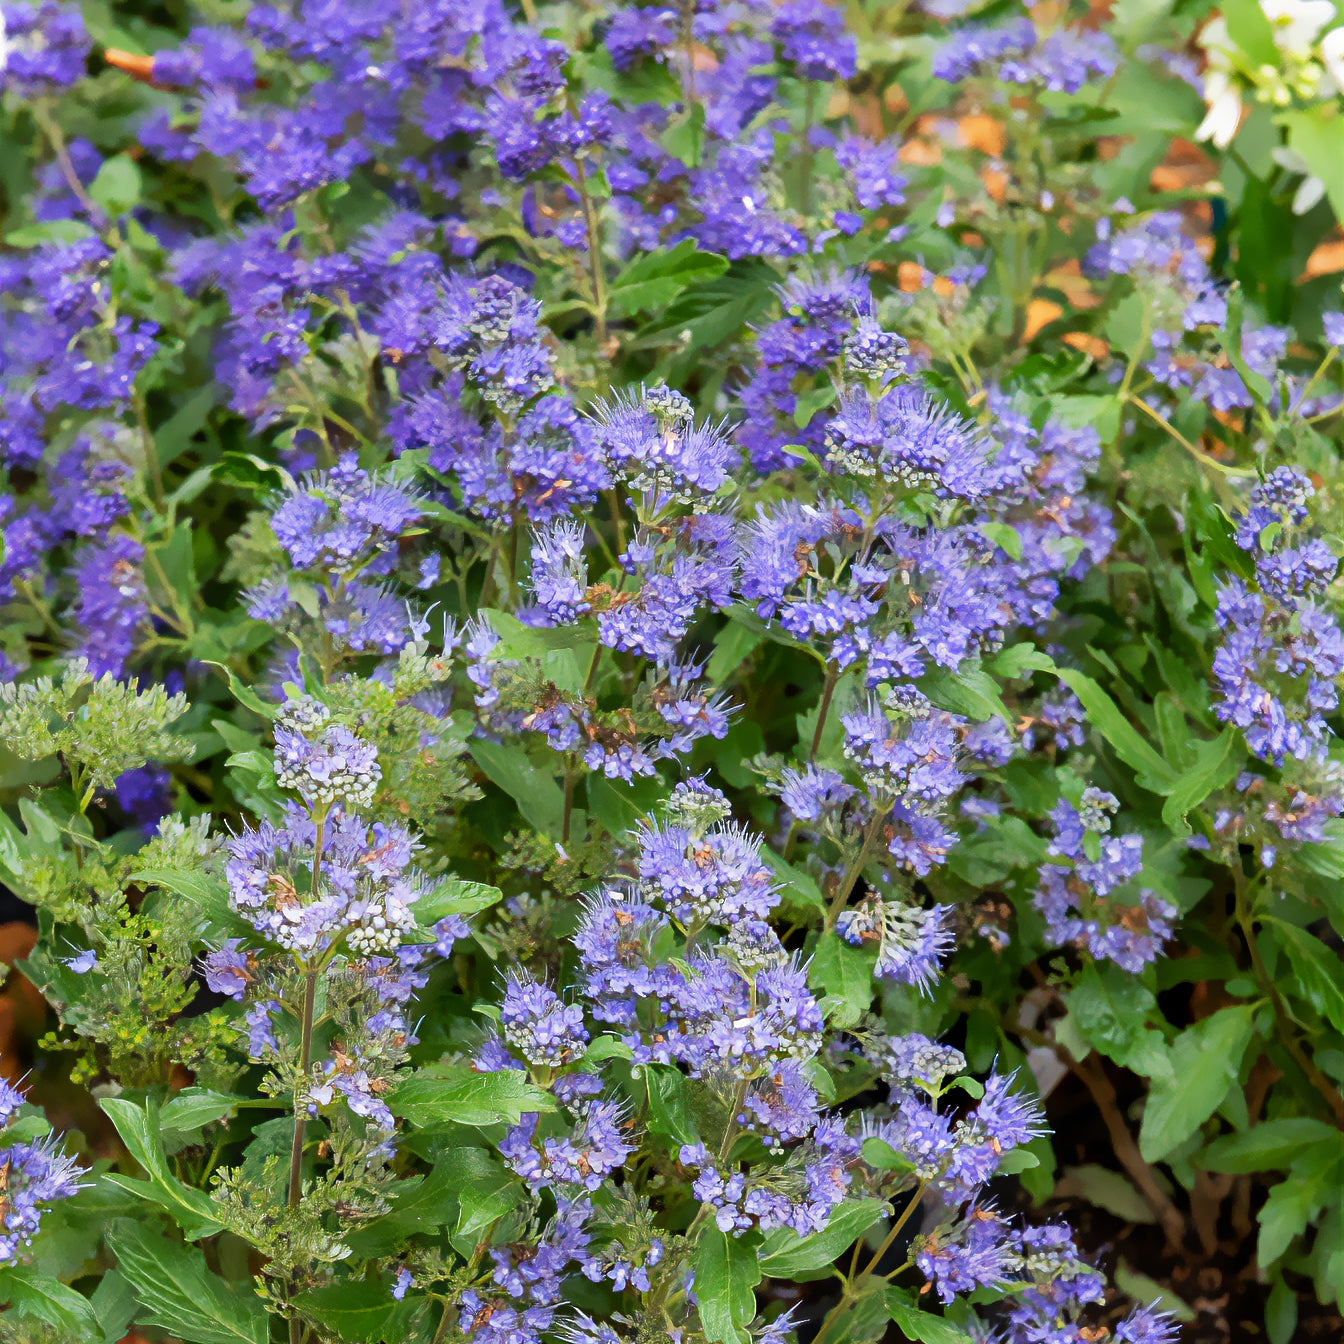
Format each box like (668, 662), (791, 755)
(762, 849), (826, 917)
(608, 237), (727, 315)
(808, 932), (874, 1029)
(1055, 669), (1178, 791)
(646, 1066), (700, 1149)
(0, 1265), (100, 1333)
(159, 1088), (247, 1135)
(98, 1098), (223, 1237)
(759, 1199), (887, 1279)
(1200, 1119), (1338, 1174)
(295, 1279), (399, 1341)
(1265, 921), (1344, 1034)
(468, 739), (565, 837)
(695, 1226), (761, 1344)
(106, 1220), (267, 1344)
(389, 1065), (556, 1127)
(1160, 728), (1243, 830)
(1138, 1006), (1255, 1162)
(1064, 963), (1173, 1083)
(130, 867), (245, 944)
(886, 1295), (974, 1343)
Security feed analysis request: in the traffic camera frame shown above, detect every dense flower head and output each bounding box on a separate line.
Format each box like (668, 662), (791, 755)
(1034, 797), (1174, 972)
(635, 817), (778, 928)
(273, 697), (382, 809)
(1, 0), (1339, 1336)
(499, 974), (590, 1069)
(269, 456), (421, 575)
(838, 896), (955, 990)
(225, 807), (423, 955)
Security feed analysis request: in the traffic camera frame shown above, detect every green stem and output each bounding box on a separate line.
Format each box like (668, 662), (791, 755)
(825, 807), (886, 929)
(286, 814), (325, 1344)
(571, 156), (608, 349)
(861, 1182), (926, 1279)
(1125, 394), (1257, 478)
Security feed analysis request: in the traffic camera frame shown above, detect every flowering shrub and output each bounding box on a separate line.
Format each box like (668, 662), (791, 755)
(0, 3), (1340, 1344)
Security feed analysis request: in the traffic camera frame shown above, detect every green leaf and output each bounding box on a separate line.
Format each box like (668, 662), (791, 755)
(608, 237), (728, 315)
(646, 1066), (700, 1149)
(980, 522), (1024, 561)
(296, 1279), (397, 1341)
(1159, 728), (1243, 830)
(1064, 963), (1174, 1083)
(1220, 285), (1273, 407)
(408, 876), (502, 939)
(762, 849), (826, 917)
(662, 105), (706, 167)
(1265, 921), (1344, 1034)
(130, 867), (245, 944)
(1055, 1165), (1156, 1224)
(159, 1089), (247, 1135)
(923, 664), (1012, 726)
(1055, 669), (1178, 791)
(1256, 1142), (1340, 1265)
(886, 1296), (974, 1343)
(468, 738), (565, 837)
(98, 1098), (223, 1237)
(807, 932), (874, 1029)
(90, 1269), (139, 1344)
(793, 385), (837, 429)
(212, 451), (288, 494)
(88, 154), (143, 215)
(0, 1265), (100, 1334)
(106, 1220), (268, 1344)
(202, 660), (277, 721)
(1138, 1005), (1255, 1162)
(1265, 1274), (1298, 1344)
(389, 1064), (556, 1127)
(1200, 1119), (1339, 1174)
(1112, 1262), (1197, 1323)
(759, 1199), (887, 1279)
(707, 619), (764, 682)
(3, 218), (96, 247)
(346, 1150), (498, 1257)
(861, 1136), (918, 1174)
(990, 643), (1057, 679)
(695, 1226), (762, 1344)
(1281, 108), (1344, 223)
(1222, 0), (1280, 66)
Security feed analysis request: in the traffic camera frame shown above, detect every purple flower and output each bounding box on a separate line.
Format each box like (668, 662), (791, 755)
(500, 974), (589, 1069)
(202, 940), (252, 1001)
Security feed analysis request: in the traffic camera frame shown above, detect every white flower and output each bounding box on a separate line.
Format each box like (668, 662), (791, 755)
(1261, 0), (1338, 57)
(1197, 70), (1245, 148)
(1321, 26), (1344, 92)
(1272, 146), (1327, 213)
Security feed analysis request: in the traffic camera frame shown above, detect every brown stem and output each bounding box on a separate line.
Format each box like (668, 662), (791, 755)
(561, 756), (577, 845)
(32, 101), (105, 224)
(1073, 1052), (1187, 1250)
(809, 666), (839, 762)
